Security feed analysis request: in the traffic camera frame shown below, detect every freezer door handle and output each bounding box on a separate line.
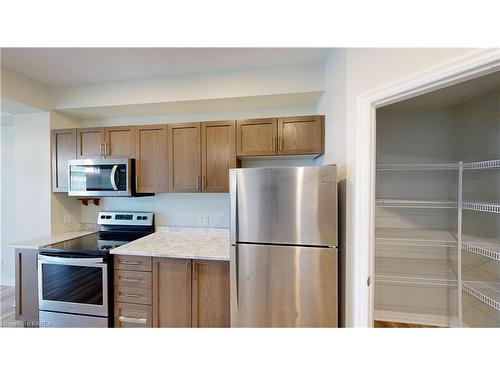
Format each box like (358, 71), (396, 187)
(230, 245), (238, 313)
(229, 170), (237, 245)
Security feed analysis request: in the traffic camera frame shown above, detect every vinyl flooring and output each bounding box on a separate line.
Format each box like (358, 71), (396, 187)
(1, 286), (24, 328)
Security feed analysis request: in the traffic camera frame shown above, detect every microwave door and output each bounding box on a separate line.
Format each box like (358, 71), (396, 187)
(68, 159), (132, 197)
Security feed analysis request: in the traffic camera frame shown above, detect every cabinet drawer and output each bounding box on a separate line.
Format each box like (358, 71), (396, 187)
(114, 255), (152, 271)
(114, 270), (152, 289)
(114, 302), (152, 328)
(115, 286), (152, 305)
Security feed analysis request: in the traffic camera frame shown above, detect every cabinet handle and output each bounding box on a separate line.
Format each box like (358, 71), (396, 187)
(121, 277), (142, 282)
(104, 141), (109, 157)
(120, 292), (143, 299)
(119, 316), (147, 325)
(202, 175), (206, 191)
(121, 260), (140, 265)
(279, 137), (283, 152)
(100, 142), (104, 156)
(197, 175), (201, 191)
(272, 136), (276, 152)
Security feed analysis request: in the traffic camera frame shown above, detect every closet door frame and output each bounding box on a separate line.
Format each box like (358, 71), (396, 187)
(350, 49), (500, 328)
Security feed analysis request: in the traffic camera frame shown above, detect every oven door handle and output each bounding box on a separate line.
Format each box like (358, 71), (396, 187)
(110, 165), (119, 191)
(38, 254), (104, 265)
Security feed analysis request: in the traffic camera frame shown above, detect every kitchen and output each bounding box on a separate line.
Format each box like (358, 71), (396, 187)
(1, 2), (499, 374)
(1, 47), (499, 331)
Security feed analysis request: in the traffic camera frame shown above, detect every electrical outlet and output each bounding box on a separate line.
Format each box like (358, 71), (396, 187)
(198, 215), (209, 227)
(63, 214), (71, 224)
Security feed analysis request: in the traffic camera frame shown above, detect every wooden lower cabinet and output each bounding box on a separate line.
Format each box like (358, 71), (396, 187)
(15, 249), (39, 325)
(152, 257), (230, 328)
(114, 255), (153, 328)
(153, 258), (192, 327)
(192, 260), (230, 328)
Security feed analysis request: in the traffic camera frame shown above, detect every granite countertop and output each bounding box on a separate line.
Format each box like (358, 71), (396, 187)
(110, 226), (230, 261)
(7, 231), (95, 250)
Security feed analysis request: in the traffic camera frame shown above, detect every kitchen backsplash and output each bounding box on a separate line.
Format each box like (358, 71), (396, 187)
(80, 193), (230, 228)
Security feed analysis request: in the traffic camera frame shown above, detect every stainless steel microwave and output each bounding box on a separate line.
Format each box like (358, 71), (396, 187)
(68, 158), (133, 197)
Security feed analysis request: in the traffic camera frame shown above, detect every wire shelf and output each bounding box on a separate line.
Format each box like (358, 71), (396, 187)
(462, 202), (500, 214)
(376, 199), (457, 209)
(462, 242), (500, 261)
(376, 228), (457, 247)
(463, 159), (500, 170)
(462, 281), (500, 312)
(377, 163), (459, 171)
(376, 257), (457, 285)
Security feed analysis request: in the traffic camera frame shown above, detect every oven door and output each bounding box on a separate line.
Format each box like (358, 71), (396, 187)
(68, 158), (132, 197)
(38, 254), (108, 317)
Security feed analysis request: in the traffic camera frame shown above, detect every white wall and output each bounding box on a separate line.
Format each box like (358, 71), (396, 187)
(0, 112), (51, 286)
(1, 115), (15, 285)
(50, 63), (324, 110)
(0, 65), (50, 111)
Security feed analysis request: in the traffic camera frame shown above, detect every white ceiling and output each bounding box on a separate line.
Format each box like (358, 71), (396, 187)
(1, 48), (330, 86)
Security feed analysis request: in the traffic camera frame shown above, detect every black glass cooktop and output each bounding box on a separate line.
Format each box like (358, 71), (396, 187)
(41, 230), (153, 256)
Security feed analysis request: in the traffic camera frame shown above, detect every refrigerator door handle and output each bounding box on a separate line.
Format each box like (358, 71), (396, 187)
(230, 170), (237, 245)
(230, 245), (238, 313)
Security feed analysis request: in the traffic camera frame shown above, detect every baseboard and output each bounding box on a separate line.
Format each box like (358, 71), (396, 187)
(375, 309), (449, 327)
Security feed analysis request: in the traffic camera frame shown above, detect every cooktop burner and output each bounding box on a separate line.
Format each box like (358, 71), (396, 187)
(41, 211), (154, 256)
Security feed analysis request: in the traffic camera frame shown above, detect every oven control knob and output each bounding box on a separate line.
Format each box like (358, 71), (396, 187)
(100, 215), (105, 219)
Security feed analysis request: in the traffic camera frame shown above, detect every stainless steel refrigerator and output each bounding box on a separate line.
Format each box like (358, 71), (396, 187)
(230, 165), (338, 327)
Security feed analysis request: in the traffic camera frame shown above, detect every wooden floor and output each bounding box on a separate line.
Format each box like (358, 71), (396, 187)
(1, 286), (23, 328)
(374, 320), (440, 328)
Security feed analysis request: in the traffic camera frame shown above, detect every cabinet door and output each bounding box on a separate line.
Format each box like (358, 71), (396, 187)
(278, 115), (324, 155)
(15, 249), (39, 323)
(236, 118), (277, 156)
(77, 127), (105, 159)
(168, 123), (201, 192)
(201, 120), (236, 193)
(51, 128), (76, 192)
(152, 258), (192, 327)
(136, 125), (168, 193)
(192, 260), (230, 328)
(105, 126), (136, 158)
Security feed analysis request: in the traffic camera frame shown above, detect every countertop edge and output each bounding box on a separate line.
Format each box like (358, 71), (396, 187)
(110, 249), (229, 262)
(7, 231), (96, 250)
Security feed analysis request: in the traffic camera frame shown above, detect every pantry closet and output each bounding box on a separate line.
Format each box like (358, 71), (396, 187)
(374, 71), (500, 328)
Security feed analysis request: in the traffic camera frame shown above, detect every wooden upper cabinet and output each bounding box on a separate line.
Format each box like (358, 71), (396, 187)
(153, 258), (192, 328)
(105, 126), (136, 158)
(51, 128), (76, 192)
(77, 126), (136, 159)
(236, 118), (277, 156)
(168, 123), (201, 192)
(201, 121), (236, 193)
(136, 125), (168, 193)
(192, 260), (230, 328)
(77, 127), (105, 159)
(278, 115), (324, 155)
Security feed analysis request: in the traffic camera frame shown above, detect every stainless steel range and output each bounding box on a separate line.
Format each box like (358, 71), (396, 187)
(38, 211), (154, 328)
